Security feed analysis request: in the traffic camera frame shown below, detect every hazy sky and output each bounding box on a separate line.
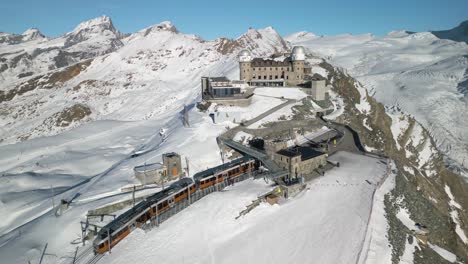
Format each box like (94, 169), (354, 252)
(2, 0), (467, 39)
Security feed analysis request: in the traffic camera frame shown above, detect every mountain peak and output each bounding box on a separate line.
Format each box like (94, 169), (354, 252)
(70, 15), (120, 36)
(21, 28), (45, 41)
(142, 21), (178, 36)
(64, 15), (123, 47)
(235, 26), (289, 56)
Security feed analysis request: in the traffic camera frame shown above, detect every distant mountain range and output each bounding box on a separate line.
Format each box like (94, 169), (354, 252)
(1, 16), (467, 177)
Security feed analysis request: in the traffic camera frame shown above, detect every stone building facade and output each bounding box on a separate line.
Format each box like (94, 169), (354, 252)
(162, 152), (183, 178)
(310, 77), (328, 101)
(239, 46), (310, 86)
(133, 163), (167, 185)
(273, 146), (327, 179)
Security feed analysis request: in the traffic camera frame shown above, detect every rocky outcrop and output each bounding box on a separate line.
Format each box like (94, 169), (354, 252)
(432, 20), (468, 44)
(53, 103), (92, 127)
(0, 59), (92, 103)
(322, 60), (468, 263)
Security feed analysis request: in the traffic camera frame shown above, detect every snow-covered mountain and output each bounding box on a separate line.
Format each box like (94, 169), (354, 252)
(432, 20), (468, 44)
(0, 17), (289, 146)
(0, 16), (123, 87)
(1, 16), (467, 264)
(286, 23), (468, 177)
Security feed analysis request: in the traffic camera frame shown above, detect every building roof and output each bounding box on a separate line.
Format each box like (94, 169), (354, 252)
(239, 49), (251, 57)
(134, 162), (165, 173)
(163, 152), (180, 158)
(209, 76), (230, 82)
(193, 157), (250, 180)
(251, 57), (290, 66)
(277, 146), (326, 161)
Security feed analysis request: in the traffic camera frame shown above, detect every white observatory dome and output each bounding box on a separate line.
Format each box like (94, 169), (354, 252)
(239, 49), (251, 57)
(238, 49), (252, 62)
(291, 46), (306, 61)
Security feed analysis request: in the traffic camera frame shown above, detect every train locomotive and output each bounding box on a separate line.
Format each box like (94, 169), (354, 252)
(93, 157), (258, 254)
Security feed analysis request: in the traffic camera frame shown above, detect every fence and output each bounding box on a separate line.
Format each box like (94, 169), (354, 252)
(140, 172), (252, 230)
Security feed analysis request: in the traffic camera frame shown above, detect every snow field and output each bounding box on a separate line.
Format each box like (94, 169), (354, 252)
(100, 152), (387, 264)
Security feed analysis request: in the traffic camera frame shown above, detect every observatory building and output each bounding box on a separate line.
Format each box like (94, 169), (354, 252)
(238, 46), (311, 86)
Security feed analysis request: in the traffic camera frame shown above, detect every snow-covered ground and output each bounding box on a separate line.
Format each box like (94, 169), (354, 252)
(0, 107), (233, 263)
(99, 151), (387, 264)
(209, 94), (285, 124)
(287, 29), (468, 179)
(253, 87), (308, 100)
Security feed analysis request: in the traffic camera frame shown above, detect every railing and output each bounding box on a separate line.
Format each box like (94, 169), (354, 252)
(70, 172), (253, 264)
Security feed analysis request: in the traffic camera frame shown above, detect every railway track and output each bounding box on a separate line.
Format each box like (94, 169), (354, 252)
(69, 244), (100, 264)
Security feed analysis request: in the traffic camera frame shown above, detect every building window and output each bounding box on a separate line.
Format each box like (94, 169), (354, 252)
(275, 75), (278, 79)
(287, 76), (289, 79)
(264, 75), (267, 79)
(269, 75), (272, 80)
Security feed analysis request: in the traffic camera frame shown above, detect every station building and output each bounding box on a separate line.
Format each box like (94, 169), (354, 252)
(274, 146), (327, 179)
(238, 46), (311, 86)
(201, 76), (242, 99)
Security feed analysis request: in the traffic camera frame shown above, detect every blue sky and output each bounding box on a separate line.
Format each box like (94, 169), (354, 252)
(2, 0), (467, 39)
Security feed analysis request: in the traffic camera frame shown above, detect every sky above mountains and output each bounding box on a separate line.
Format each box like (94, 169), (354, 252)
(1, 0), (467, 39)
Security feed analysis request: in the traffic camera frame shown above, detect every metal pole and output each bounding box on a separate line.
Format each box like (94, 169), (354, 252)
(132, 186), (136, 207)
(50, 186), (55, 211)
(38, 243), (48, 264)
(156, 205), (159, 227)
(107, 229), (111, 254)
(72, 246), (78, 264)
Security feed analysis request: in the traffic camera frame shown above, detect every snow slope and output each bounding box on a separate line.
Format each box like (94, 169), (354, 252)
(286, 24), (468, 177)
(0, 17), (293, 263)
(100, 152), (387, 264)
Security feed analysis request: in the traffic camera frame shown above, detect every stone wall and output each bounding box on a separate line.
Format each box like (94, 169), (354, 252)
(299, 155), (327, 177)
(239, 60), (305, 86)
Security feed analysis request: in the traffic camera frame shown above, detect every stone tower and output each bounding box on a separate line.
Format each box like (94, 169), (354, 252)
(290, 46), (306, 85)
(162, 152), (182, 178)
(238, 49), (252, 81)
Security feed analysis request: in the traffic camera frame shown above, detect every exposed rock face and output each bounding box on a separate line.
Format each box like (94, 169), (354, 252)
(0, 28), (45, 44)
(54, 103), (92, 127)
(0, 59), (92, 103)
(0, 16), (123, 86)
(21, 28), (45, 41)
(322, 60), (468, 263)
(64, 15), (122, 46)
(432, 20), (468, 44)
(235, 27), (290, 56)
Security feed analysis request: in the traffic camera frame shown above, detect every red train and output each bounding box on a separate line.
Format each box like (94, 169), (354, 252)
(93, 157), (258, 254)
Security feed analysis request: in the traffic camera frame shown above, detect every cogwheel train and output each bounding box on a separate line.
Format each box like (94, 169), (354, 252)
(93, 157), (259, 254)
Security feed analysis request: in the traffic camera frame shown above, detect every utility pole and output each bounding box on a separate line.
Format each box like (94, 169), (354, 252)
(50, 185), (55, 212)
(107, 229), (111, 254)
(38, 243), (48, 264)
(132, 186), (136, 207)
(72, 246), (78, 264)
(185, 157), (190, 178)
